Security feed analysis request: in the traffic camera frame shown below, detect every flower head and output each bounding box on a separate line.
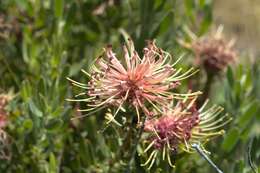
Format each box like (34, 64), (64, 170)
(0, 93), (12, 160)
(67, 40), (199, 123)
(0, 94), (12, 128)
(140, 97), (231, 169)
(178, 26), (237, 73)
(192, 27), (237, 73)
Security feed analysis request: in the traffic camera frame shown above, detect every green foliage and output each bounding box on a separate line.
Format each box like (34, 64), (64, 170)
(0, 0), (259, 172)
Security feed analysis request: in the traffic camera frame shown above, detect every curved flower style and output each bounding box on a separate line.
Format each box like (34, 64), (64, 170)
(67, 40), (200, 123)
(140, 97), (231, 169)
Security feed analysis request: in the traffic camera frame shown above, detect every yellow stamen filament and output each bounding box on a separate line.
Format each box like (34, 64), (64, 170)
(106, 90), (129, 125)
(171, 54), (185, 67)
(105, 112), (122, 126)
(66, 97), (95, 102)
(180, 145), (194, 153)
(141, 150), (157, 167)
(148, 151), (158, 170)
(75, 92), (87, 97)
(167, 148), (176, 168)
(199, 106), (221, 119)
(186, 97), (198, 109)
(152, 127), (161, 140)
(168, 67), (192, 81)
(192, 130), (225, 137)
(162, 145), (166, 160)
(81, 69), (93, 78)
(143, 140), (155, 153)
(184, 139), (190, 151)
(146, 97), (163, 114)
(135, 105), (141, 124)
(199, 99), (209, 112)
(66, 77), (88, 86)
(200, 107), (224, 124)
(200, 113), (229, 127)
(81, 93), (120, 111)
(199, 118), (232, 132)
(70, 105), (106, 120)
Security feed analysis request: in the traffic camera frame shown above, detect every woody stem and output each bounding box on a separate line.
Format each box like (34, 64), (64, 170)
(199, 72), (215, 106)
(125, 116), (146, 173)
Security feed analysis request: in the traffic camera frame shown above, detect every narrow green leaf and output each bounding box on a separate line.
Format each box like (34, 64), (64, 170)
(221, 128), (240, 152)
(151, 11), (172, 38)
(184, 0), (195, 23)
(54, 0), (64, 18)
(46, 119), (63, 132)
(227, 66), (234, 87)
(49, 153), (57, 173)
(233, 160), (245, 173)
(29, 100), (43, 117)
(238, 101), (258, 128)
(20, 81), (32, 101)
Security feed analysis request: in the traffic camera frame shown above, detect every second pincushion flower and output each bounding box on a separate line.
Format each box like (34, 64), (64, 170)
(140, 97), (232, 169)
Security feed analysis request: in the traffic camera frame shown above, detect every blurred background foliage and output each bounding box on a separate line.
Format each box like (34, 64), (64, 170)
(0, 0), (259, 172)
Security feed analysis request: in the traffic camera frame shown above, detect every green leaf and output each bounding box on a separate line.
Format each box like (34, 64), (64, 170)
(227, 66), (234, 87)
(184, 0), (195, 23)
(221, 128), (240, 152)
(199, 0), (206, 7)
(233, 160), (245, 173)
(20, 81), (32, 101)
(151, 11), (173, 38)
(29, 99), (43, 117)
(46, 119), (63, 132)
(69, 62), (84, 76)
(23, 119), (33, 131)
(79, 139), (93, 166)
(54, 0), (64, 18)
(199, 3), (212, 34)
(238, 101), (258, 128)
(49, 153), (57, 173)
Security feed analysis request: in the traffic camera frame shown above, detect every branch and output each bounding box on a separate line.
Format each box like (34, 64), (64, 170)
(191, 143), (223, 173)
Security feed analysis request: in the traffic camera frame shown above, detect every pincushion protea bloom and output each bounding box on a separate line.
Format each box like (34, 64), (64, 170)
(0, 94), (12, 128)
(0, 93), (12, 160)
(140, 97), (231, 169)
(67, 40), (200, 124)
(179, 26), (237, 73)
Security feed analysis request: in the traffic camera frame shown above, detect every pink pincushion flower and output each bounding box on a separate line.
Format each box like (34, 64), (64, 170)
(178, 26), (237, 73)
(140, 98), (231, 169)
(144, 106), (199, 150)
(67, 40), (199, 123)
(0, 94), (11, 128)
(0, 93), (12, 160)
(192, 28), (237, 73)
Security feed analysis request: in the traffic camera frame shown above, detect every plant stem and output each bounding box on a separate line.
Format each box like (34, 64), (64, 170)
(199, 72), (215, 106)
(125, 116), (146, 173)
(248, 137), (257, 173)
(191, 143), (223, 173)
